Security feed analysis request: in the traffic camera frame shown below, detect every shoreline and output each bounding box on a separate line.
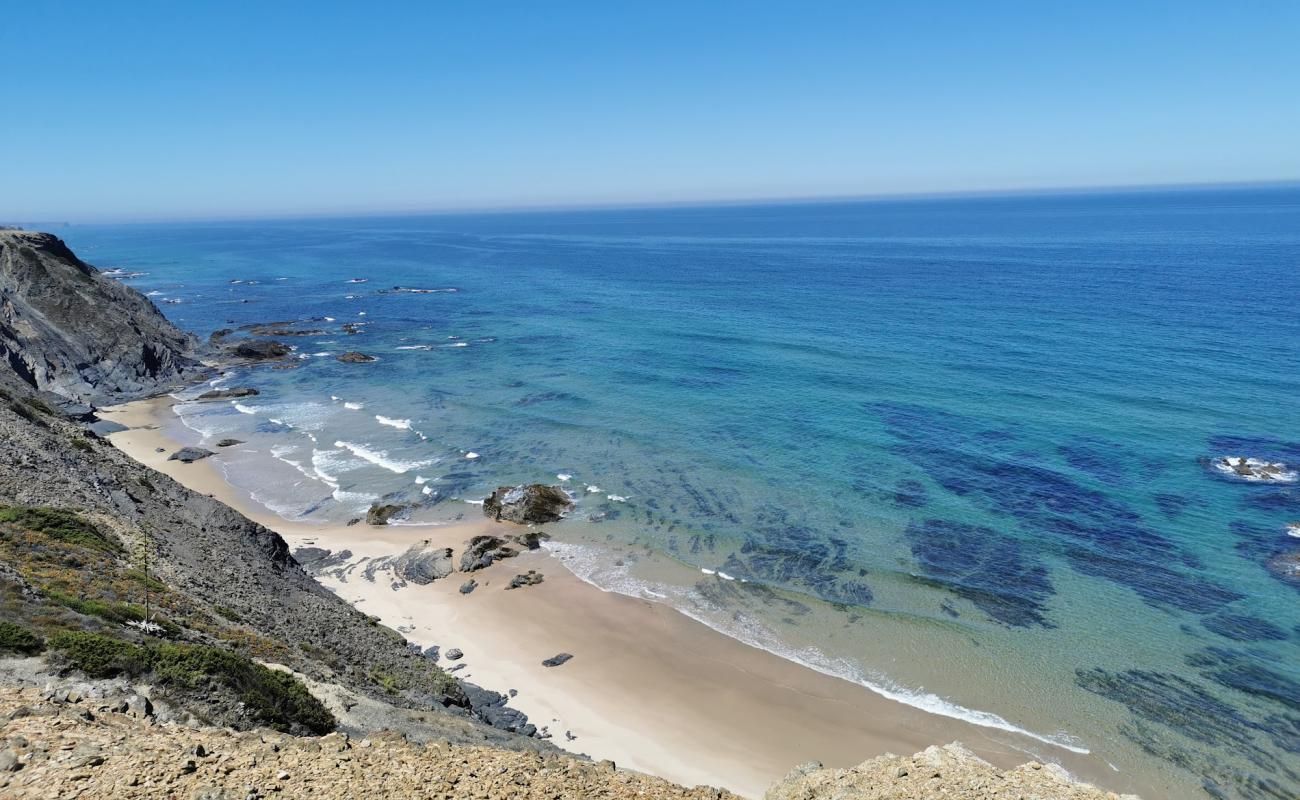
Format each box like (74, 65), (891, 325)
(101, 395), (1145, 799)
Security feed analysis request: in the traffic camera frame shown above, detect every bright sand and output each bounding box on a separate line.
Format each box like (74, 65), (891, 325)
(102, 396), (1134, 799)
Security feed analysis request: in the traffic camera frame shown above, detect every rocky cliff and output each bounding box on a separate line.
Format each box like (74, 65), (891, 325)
(0, 230), (198, 404)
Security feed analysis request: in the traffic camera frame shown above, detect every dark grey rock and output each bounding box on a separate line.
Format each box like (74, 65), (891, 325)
(482, 484), (572, 524)
(231, 339), (291, 360)
(215, 438), (244, 448)
(541, 653), (572, 668)
(389, 542), (454, 584)
(366, 503), (408, 526)
(506, 571), (544, 590)
(0, 230), (199, 404)
(459, 579), (477, 595)
(459, 536), (518, 572)
(446, 648), (464, 661)
(197, 387), (259, 400)
(168, 447), (214, 463)
(422, 645), (440, 662)
(336, 351), (378, 363)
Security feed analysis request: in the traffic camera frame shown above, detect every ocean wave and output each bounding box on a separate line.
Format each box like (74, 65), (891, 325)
(546, 540), (1091, 757)
(334, 440), (431, 474)
(232, 402), (258, 415)
(375, 415), (412, 430)
(343, 401), (364, 410)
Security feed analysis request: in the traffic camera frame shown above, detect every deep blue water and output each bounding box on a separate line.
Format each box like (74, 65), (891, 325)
(66, 187), (1300, 799)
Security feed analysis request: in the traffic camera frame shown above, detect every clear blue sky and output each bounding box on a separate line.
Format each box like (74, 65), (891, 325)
(4, 1), (1298, 221)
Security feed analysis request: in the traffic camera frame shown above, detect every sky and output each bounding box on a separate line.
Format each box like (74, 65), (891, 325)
(3, 1), (1299, 222)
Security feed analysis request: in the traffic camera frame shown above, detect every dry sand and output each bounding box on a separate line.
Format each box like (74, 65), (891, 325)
(101, 396), (1142, 799)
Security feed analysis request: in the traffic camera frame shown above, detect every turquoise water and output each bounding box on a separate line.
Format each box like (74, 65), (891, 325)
(68, 187), (1300, 798)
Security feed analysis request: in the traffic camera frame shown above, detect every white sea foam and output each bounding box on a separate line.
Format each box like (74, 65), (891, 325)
(421, 486), (433, 495)
(700, 567), (715, 575)
(414, 475), (428, 484)
(396, 345), (433, 350)
(545, 540), (1090, 756)
(312, 352), (332, 357)
(325, 316), (335, 321)
(146, 290), (163, 296)
(717, 571), (736, 581)
(334, 440), (431, 474)
(232, 402), (257, 415)
(343, 402), (364, 410)
(557, 473), (572, 481)
(465, 452), (480, 459)
(1287, 522), (1300, 538)
(1212, 456), (1298, 483)
(586, 485), (601, 493)
(607, 494), (627, 502)
(375, 415), (412, 430)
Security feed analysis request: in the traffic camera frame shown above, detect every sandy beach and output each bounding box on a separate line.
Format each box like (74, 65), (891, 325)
(101, 396), (1142, 799)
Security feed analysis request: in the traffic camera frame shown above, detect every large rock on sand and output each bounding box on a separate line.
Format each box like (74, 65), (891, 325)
(482, 484), (572, 524)
(459, 536), (518, 572)
(168, 447), (214, 463)
(390, 541), (454, 584)
(366, 503), (408, 526)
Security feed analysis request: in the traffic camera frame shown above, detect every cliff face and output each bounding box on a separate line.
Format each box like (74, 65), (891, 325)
(0, 230), (198, 404)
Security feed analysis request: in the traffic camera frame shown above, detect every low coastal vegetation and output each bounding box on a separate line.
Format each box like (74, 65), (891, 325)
(0, 504), (333, 734)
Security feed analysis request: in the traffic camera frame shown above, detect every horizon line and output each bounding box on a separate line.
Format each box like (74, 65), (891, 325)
(11, 177), (1300, 228)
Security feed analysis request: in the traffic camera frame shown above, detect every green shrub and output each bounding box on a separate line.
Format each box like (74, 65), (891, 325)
(214, 605), (243, 623)
(23, 397), (55, 415)
(0, 506), (120, 552)
(153, 643), (334, 734)
(47, 630), (154, 678)
(71, 437), (93, 452)
(46, 631), (333, 734)
(0, 620), (44, 655)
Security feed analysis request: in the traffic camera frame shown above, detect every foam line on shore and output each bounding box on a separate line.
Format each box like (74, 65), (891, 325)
(546, 540), (1090, 756)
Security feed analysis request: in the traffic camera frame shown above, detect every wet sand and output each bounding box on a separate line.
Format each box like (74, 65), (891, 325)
(102, 396), (1141, 799)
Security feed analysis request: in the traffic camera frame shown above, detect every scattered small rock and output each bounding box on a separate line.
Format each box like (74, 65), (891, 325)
(446, 648), (464, 661)
(459, 579), (477, 595)
(215, 438), (245, 448)
(542, 653), (572, 668)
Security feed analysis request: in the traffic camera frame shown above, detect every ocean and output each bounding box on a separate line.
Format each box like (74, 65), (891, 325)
(66, 186), (1300, 799)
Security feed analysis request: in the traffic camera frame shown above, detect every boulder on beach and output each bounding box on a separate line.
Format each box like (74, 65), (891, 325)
(215, 438), (244, 447)
(541, 653), (572, 667)
(167, 447), (214, 463)
(459, 579), (478, 594)
(390, 541), (454, 584)
(482, 484), (572, 524)
(336, 351), (378, 363)
(506, 570), (544, 590)
(197, 387), (259, 400)
(232, 340), (291, 360)
(366, 502), (409, 526)
(459, 535), (518, 572)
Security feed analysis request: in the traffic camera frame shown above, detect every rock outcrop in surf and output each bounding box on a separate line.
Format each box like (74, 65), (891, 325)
(482, 484), (572, 524)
